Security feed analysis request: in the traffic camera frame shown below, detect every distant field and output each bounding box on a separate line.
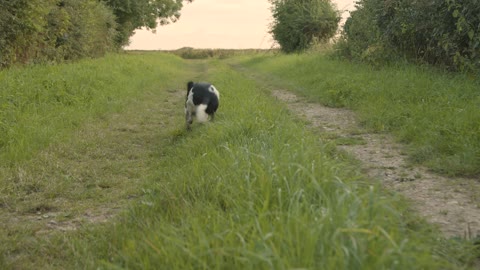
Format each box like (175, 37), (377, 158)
(0, 52), (478, 269)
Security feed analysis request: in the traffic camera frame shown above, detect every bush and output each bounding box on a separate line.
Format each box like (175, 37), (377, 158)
(0, 0), (54, 67)
(339, 0), (480, 72)
(55, 0), (118, 60)
(0, 0), (118, 68)
(171, 48), (241, 59)
(0, 0), (194, 68)
(270, 0), (340, 53)
(335, 0), (385, 64)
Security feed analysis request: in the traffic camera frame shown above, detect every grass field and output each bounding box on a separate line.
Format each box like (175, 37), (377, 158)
(234, 53), (480, 177)
(0, 52), (478, 269)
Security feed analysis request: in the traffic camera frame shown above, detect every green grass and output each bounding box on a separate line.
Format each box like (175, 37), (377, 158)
(234, 53), (480, 177)
(0, 53), (478, 269)
(0, 53), (188, 164)
(56, 59), (476, 269)
(0, 52), (197, 268)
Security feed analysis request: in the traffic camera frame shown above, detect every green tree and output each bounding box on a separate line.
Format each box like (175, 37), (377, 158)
(269, 0), (340, 53)
(103, 0), (193, 47)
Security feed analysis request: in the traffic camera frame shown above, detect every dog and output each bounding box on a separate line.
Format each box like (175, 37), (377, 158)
(185, 81), (220, 130)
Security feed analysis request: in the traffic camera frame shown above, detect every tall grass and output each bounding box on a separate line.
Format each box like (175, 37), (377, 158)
(59, 59), (475, 269)
(235, 53), (480, 177)
(0, 52), (195, 269)
(0, 53), (185, 165)
(1, 52), (477, 269)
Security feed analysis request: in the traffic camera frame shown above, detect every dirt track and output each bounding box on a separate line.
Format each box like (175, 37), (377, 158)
(273, 89), (480, 238)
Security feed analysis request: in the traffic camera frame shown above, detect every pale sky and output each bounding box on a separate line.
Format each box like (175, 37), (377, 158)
(126, 0), (356, 50)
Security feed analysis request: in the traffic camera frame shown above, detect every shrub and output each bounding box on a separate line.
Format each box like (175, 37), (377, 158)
(270, 0), (340, 53)
(0, 0), (54, 67)
(172, 48), (240, 59)
(56, 0), (118, 60)
(339, 0), (480, 72)
(0, 0), (118, 68)
(336, 0), (385, 64)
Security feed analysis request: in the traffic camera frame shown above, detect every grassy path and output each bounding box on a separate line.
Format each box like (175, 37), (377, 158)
(229, 57), (480, 239)
(269, 89), (480, 238)
(0, 53), (197, 268)
(234, 53), (480, 177)
(1, 53), (478, 269)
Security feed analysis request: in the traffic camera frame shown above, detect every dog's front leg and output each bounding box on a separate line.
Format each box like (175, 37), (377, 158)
(185, 108), (193, 130)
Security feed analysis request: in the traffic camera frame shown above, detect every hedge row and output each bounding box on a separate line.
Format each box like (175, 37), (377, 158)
(339, 0), (480, 72)
(0, 0), (117, 68)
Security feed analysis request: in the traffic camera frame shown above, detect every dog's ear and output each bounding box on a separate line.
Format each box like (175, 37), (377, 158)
(187, 81), (194, 92)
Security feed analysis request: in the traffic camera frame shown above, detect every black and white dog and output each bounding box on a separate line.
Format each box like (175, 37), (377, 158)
(185, 81), (220, 130)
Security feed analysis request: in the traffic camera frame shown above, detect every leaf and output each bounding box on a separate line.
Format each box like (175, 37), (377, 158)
(452, 9), (459, 18)
(468, 29), (474, 40)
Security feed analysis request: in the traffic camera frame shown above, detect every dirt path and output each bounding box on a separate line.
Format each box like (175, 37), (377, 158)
(0, 86), (186, 268)
(272, 89), (480, 238)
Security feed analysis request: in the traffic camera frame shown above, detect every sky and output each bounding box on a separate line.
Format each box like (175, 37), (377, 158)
(126, 0), (356, 50)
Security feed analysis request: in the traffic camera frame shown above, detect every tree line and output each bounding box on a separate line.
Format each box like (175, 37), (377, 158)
(3, 0), (478, 73)
(0, 0), (191, 69)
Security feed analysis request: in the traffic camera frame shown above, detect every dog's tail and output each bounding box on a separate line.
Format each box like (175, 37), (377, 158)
(187, 81), (194, 92)
(195, 104), (209, 123)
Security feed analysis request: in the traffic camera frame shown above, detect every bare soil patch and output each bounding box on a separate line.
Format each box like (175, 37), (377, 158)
(273, 89), (480, 238)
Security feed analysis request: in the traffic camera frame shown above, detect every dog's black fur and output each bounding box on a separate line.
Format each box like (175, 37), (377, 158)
(185, 81), (220, 129)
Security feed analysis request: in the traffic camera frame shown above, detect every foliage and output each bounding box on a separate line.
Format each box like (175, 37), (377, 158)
(172, 47), (229, 59)
(0, 0), (193, 68)
(169, 47), (267, 59)
(269, 0), (340, 53)
(0, 0), (54, 67)
(103, 0), (193, 47)
(0, 0), (118, 68)
(338, 0), (480, 72)
(49, 0), (118, 61)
